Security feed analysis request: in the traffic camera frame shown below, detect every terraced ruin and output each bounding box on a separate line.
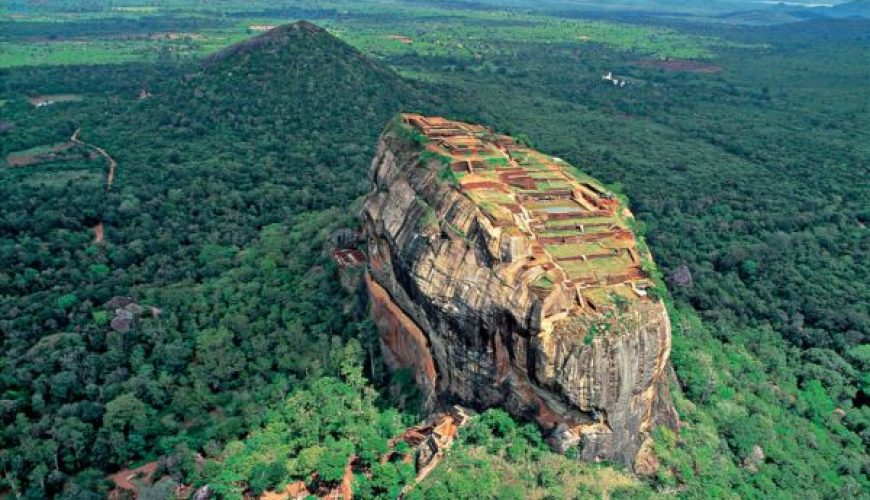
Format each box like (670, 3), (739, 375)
(405, 113), (654, 314)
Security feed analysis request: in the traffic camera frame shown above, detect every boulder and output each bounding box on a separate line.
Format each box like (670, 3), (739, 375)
(668, 264), (693, 287)
(742, 444), (765, 473)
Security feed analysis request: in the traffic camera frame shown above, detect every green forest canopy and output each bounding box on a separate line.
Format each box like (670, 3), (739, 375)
(0, 4), (866, 498)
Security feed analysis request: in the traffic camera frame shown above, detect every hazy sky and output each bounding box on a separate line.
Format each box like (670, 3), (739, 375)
(464, 0), (850, 11)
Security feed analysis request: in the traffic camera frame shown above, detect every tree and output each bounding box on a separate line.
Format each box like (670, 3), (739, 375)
(192, 328), (245, 390)
(248, 462), (285, 496)
(101, 394), (153, 464)
(315, 438), (352, 485)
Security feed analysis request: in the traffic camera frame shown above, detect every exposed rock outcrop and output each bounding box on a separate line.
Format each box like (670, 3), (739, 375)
(742, 444), (765, 473)
(668, 264), (693, 287)
(361, 114), (678, 469)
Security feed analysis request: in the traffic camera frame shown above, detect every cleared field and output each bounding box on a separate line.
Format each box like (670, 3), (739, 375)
(545, 216), (618, 228)
(113, 7), (159, 13)
(583, 284), (638, 305)
(526, 200), (584, 212)
(529, 172), (563, 180)
(539, 224), (616, 238)
(533, 180), (572, 189)
(20, 168), (101, 187)
(545, 242), (611, 258)
(468, 191), (515, 205)
(330, 11), (741, 60)
(0, 0), (754, 70)
(28, 94), (83, 106)
(1, 155), (103, 188)
(0, 41), (148, 67)
(633, 58), (723, 72)
(6, 142), (84, 167)
(0, 31), (249, 68)
(560, 253), (635, 278)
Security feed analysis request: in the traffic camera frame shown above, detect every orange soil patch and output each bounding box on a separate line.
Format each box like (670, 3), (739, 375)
(93, 222), (104, 244)
(461, 181), (509, 192)
(261, 458), (353, 500)
(339, 460), (354, 500)
(433, 416), (458, 440)
(333, 249), (365, 268)
(261, 481), (308, 500)
(457, 172), (491, 184)
(108, 461), (158, 496)
(633, 59), (723, 73)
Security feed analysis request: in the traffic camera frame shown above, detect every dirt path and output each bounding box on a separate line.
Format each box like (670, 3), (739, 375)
(71, 128), (117, 190)
(73, 128), (117, 245)
(93, 222), (104, 244)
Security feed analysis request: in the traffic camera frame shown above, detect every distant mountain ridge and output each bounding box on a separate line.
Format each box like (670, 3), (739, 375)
(717, 0), (870, 25)
(432, 0), (868, 22)
(828, 0), (870, 16)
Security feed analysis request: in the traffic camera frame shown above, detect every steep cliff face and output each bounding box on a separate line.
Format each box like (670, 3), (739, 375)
(361, 114), (678, 469)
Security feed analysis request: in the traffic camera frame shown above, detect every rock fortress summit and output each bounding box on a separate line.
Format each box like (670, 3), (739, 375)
(361, 114), (679, 470)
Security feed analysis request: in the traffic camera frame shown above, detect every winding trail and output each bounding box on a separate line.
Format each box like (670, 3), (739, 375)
(72, 128), (117, 244)
(71, 128), (117, 190)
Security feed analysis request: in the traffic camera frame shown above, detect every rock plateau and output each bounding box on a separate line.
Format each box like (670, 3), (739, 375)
(361, 114), (678, 469)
